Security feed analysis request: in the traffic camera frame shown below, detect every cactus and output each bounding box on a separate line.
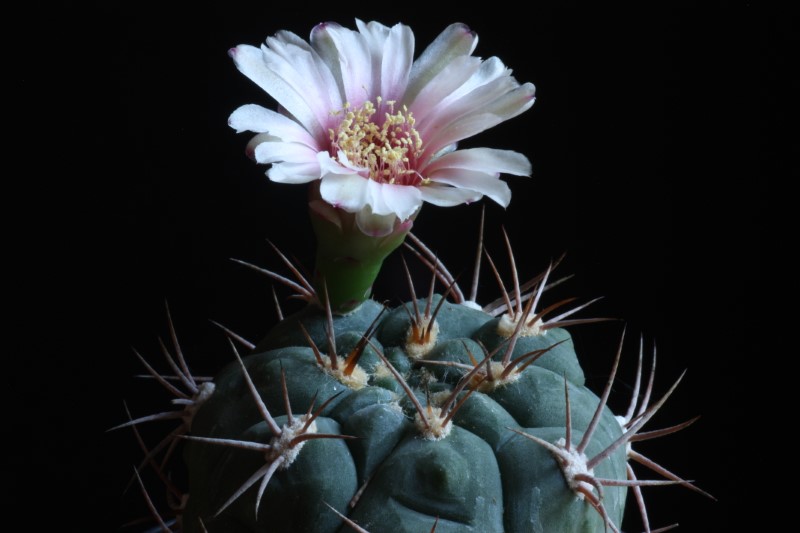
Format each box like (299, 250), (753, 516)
(114, 19), (712, 533)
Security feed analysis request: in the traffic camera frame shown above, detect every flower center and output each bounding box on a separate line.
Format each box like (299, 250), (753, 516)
(329, 98), (424, 185)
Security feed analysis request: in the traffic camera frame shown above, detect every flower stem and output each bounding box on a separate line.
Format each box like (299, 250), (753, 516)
(308, 186), (413, 314)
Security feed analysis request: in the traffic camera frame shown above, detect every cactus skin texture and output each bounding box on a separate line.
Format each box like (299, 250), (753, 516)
(182, 296), (628, 532)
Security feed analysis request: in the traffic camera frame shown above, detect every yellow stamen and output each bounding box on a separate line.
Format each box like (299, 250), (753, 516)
(329, 99), (424, 185)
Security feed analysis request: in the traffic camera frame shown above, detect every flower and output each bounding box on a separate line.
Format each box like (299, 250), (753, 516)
(229, 20), (535, 237)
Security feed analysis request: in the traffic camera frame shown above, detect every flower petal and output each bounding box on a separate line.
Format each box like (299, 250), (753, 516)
(422, 148), (532, 177)
(423, 83), (537, 154)
(355, 19), (391, 45)
(258, 40), (341, 133)
(246, 132), (278, 160)
(355, 19), (390, 96)
(355, 206), (397, 237)
(427, 168), (512, 207)
(264, 32), (342, 112)
(415, 57), (512, 134)
(309, 23), (346, 100)
(271, 29), (315, 51)
(319, 173), (369, 212)
(364, 179), (390, 216)
(383, 183), (422, 221)
(405, 23), (479, 104)
(419, 184), (483, 207)
(378, 23), (415, 102)
(408, 55), (482, 119)
(310, 22), (373, 106)
(440, 57), (509, 107)
(229, 44), (328, 141)
(318, 151), (364, 175)
(254, 142), (318, 165)
(363, 181), (422, 220)
(229, 104), (319, 148)
(267, 162), (322, 184)
(416, 65), (528, 145)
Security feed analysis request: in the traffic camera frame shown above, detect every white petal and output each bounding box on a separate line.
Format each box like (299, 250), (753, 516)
(428, 169), (512, 207)
(254, 142), (318, 165)
(310, 22), (373, 106)
(267, 161), (322, 184)
(408, 55), (482, 119)
(317, 152), (363, 175)
(416, 57), (512, 134)
(336, 150), (369, 173)
(379, 23), (414, 103)
(381, 183), (423, 221)
(264, 34), (342, 114)
(440, 57), (509, 108)
(272, 29), (315, 51)
(431, 143), (458, 159)
(419, 184), (483, 207)
(471, 81), (537, 121)
(364, 179), (391, 216)
(228, 104), (319, 148)
(405, 23), (479, 104)
(443, 57), (506, 105)
(362, 181), (422, 220)
(229, 44), (327, 141)
(319, 173), (369, 212)
(417, 75), (522, 144)
(355, 19), (390, 97)
(355, 206), (397, 237)
(259, 41), (340, 132)
(423, 83), (536, 155)
(355, 19), (391, 42)
(309, 23), (347, 101)
(423, 148), (531, 177)
(228, 104), (272, 133)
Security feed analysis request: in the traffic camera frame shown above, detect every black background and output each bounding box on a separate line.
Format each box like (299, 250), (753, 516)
(20, 3), (780, 531)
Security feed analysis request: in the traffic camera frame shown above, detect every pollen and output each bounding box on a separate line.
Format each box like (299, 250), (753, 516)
(330, 98), (424, 185)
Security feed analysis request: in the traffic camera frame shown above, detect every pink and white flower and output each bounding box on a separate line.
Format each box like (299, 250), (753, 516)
(229, 20), (535, 236)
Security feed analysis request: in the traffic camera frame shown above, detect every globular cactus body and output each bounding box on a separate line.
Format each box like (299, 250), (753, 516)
(182, 296), (627, 532)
